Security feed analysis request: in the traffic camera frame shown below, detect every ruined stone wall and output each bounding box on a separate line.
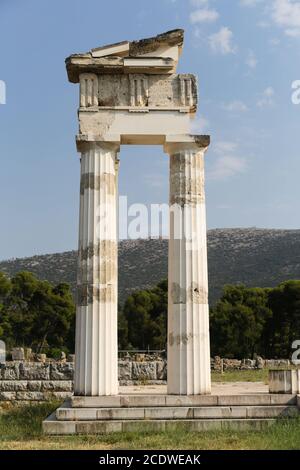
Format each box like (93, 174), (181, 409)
(0, 357), (292, 404)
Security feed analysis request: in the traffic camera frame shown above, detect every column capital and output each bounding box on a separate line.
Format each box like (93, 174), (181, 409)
(76, 135), (120, 154)
(164, 134), (210, 155)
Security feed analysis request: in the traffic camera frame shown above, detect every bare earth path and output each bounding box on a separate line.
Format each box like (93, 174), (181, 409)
(119, 382), (268, 395)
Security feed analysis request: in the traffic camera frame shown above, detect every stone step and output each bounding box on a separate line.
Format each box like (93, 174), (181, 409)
(56, 405), (299, 421)
(43, 414), (278, 435)
(70, 394), (297, 408)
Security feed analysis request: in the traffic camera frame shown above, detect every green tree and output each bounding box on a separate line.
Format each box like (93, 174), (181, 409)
(6, 272), (39, 347)
(118, 306), (129, 349)
(210, 285), (272, 358)
(267, 280), (300, 358)
(123, 279), (167, 350)
(0, 272), (12, 339)
(30, 281), (75, 353)
(0, 271), (75, 353)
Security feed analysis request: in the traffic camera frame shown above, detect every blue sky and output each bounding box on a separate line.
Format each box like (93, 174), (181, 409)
(0, 0), (299, 260)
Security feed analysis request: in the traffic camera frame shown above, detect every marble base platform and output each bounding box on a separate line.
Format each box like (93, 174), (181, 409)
(43, 386), (300, 435)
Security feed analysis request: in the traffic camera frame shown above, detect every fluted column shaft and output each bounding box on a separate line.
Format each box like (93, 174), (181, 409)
(166, 143), (211, 395)
(75, 141), (119, 396)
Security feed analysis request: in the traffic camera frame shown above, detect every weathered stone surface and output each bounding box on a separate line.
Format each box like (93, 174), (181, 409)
(19, 363), (50, 380)
(118, 361), (132, 381)
(265, 359), (290, 368)
(0, 391), (16, 400)
(11, 347), (25, 361)
(241, 359), (256, 369)
(66, 29), (184, 83)
(224, 359), (242, 370)
(50, 363), (74, 380)
(269, 369), (300, 394)
(0, 381), (27, 391)
(27, 381), (42, 391)
(256, 356), (265, 369)
(41, 381), (73, 392)
(36, 354), (47, 363)
(0, 363), (19, 380)
(24, 348), (32, 360)
(156, 361), (167, 381)
(16, 391), (45, 401)
(51, 391), (73, 400)
(132, 362), (157, 381)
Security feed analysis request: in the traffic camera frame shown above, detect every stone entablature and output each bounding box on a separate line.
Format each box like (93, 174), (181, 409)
(66, 29), (185, 82)
(79, 73), (197, 111)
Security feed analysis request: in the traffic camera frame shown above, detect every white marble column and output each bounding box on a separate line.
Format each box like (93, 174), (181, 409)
(166, 141), (211, 395)
(74, 141), (119, 396)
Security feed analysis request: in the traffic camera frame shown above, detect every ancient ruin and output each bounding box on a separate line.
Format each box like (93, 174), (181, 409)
(43, 30), (300, 435)
(66, 29), (211, 397)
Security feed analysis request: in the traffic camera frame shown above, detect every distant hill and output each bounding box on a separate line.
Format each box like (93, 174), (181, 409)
(1, 228), (300, 305)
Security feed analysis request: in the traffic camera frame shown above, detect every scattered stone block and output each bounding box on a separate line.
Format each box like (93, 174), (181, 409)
(24, 348), (32, 360)
(36, 354), (47, 363)
(60, 352), (67, 363)
(11, 348), (25, 361)
(269, 369), (300, 394)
